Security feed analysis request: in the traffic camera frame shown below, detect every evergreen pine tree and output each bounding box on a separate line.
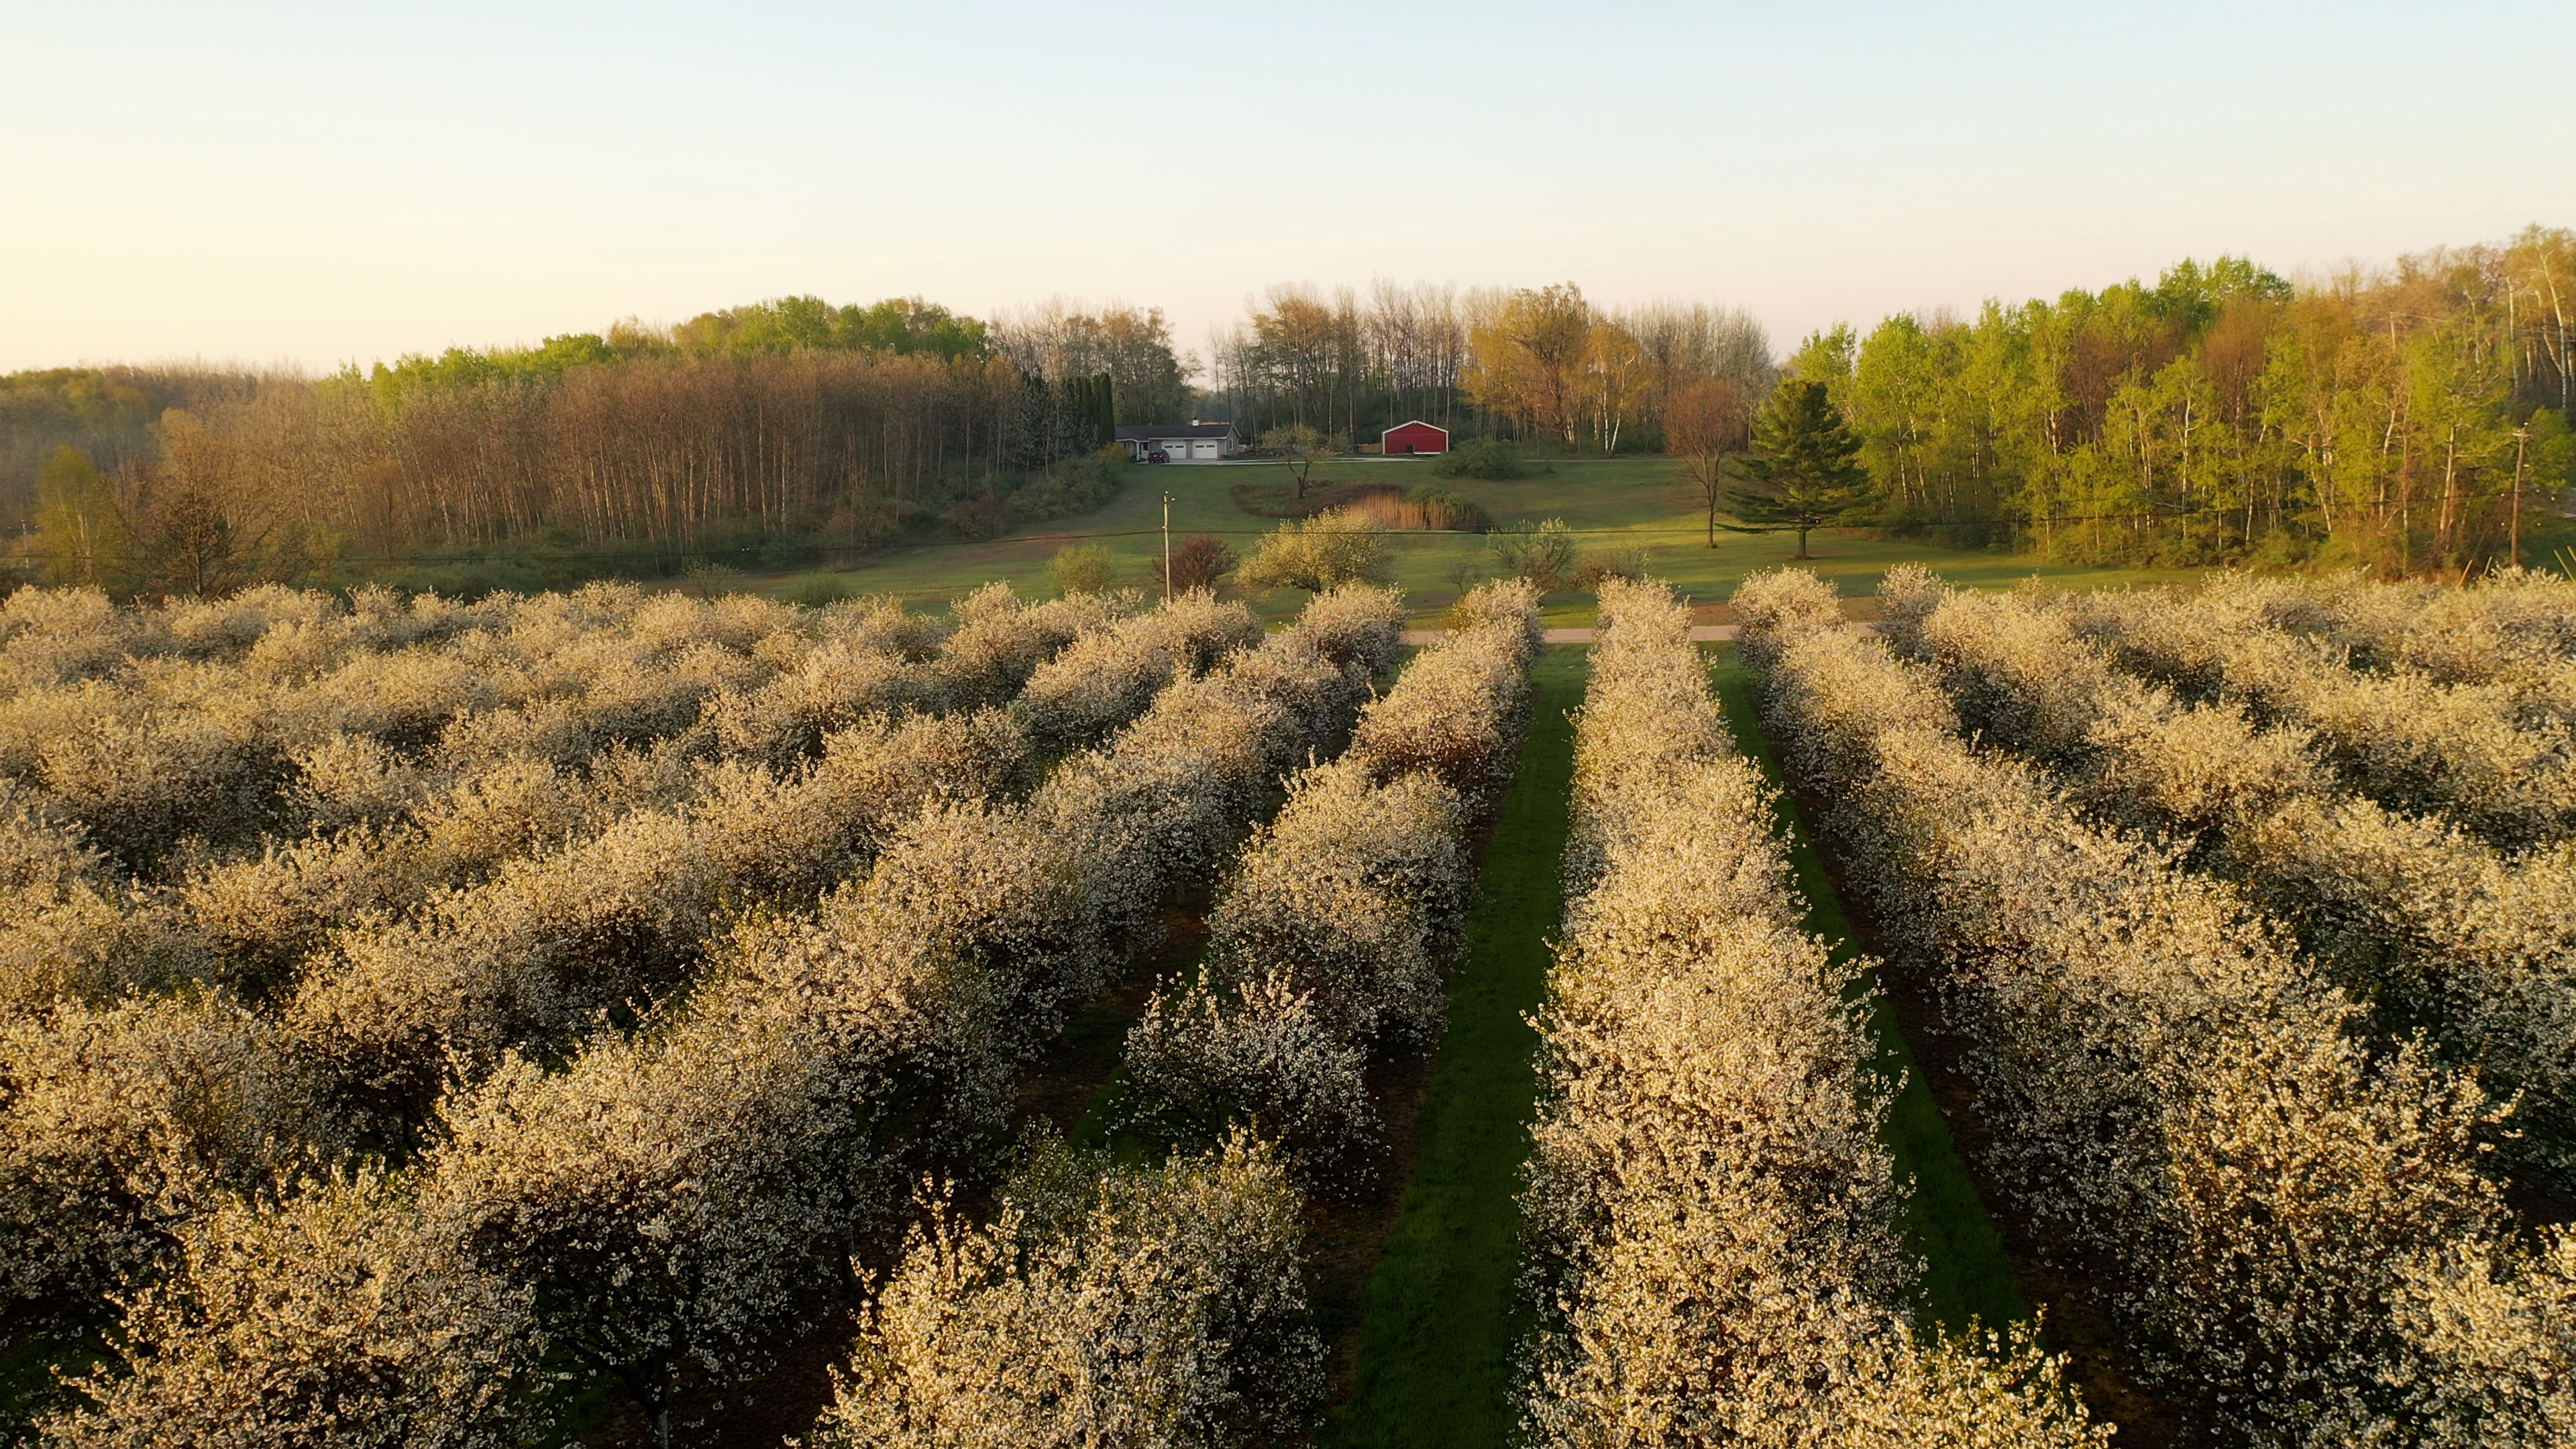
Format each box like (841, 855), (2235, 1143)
(1725, 380), (1873, 559)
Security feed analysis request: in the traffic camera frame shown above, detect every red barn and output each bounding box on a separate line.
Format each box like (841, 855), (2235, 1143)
(1381, 420), (1449, 455)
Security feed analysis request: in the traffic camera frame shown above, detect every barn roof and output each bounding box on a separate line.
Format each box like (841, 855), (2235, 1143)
(1116, 423), (1237, 441)
(1383, 419), (1448, 434)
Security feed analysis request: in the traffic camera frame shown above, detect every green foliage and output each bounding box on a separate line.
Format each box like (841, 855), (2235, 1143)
(1432, 437), (1523, 481)
(1822, 237), (2572, 573)
(364, 333), (618, 401)
(1786, 324), (1857, 386)
(31, 445), (134, 592)
(1258, 423), (1343, 498)
(1487, 518), (1580, 593)
(1570, 546), (1647, 589)
(680, 560), (747, 596)
(1727, 380), (1874, 557)
(668, 294), (989, 360)
(1236, 510), (1391, 593)
(1059, 372), (1116, 452)
(780, 574), (855, 608)
(1049, 541), (1120, 596)
(365, 294), (993, 405)
(1006, 453), (1127, 525)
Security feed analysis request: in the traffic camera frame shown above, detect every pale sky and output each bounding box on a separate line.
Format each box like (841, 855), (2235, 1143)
(4, 0), (2568, 374)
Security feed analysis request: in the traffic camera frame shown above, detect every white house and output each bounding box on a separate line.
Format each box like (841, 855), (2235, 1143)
(1116, 421), (1241, 463)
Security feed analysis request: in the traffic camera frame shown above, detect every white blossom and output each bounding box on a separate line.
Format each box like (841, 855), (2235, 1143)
(808, 1134), (1323, 1449)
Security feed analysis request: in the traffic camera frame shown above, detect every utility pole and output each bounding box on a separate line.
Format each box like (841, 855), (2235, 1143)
(1161, 492), (1176, 602)
(2512, 425), (2532, 570)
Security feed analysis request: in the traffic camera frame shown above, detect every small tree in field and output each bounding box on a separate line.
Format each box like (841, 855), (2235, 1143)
(1666, 378), (1754, 548)
(1258, 424), (1341, 498)
(1166, 535), (1235, 592)
(1727, 380), (1871, 559)
(1049, 542), (1118, 596)
(1236, 511), (1388, 594)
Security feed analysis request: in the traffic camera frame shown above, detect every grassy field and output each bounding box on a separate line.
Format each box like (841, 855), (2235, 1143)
(759, 456), (2212, 628)
(1318, 645), (1582, 1449)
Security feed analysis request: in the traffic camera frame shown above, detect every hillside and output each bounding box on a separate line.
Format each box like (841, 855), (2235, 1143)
(759, 453), (2223, 629)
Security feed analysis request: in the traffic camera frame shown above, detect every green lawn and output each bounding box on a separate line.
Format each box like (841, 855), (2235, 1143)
(759, 457), (2213, 629)
(1317, 646), (1583, 1449)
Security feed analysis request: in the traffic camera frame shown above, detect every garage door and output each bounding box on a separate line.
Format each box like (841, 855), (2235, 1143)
(1190, 439), (1220, 459)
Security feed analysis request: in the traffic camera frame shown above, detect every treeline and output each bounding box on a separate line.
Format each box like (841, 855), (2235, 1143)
(1205, 280), (1776, 452)
(1, 297), (1123, 600)
(1801, 227), (2576, 572)
(11, 227), (2573, 596)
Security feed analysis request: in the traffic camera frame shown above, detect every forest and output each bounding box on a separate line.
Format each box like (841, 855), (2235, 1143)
(0, 226), (2569, 594)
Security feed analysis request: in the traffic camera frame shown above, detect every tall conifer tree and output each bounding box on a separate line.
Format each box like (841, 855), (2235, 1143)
(1727, 380), (1872, 559)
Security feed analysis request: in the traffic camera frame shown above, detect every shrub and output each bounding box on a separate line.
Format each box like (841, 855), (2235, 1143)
(1165, 534), (1236, 592)
(46, 1170), (539, 1449)
(1339, 486), (1493, 533)
(1121, 974), (1378, 1191)
(1348, 580), (1541, 812)
(1487, 518), (1578, 594)
(3, 583), (1396, 1432)
(1895, 573), (2576, 1180)
(782, 574), (855, 608)
(680, 561), (745, 596)
(1117, 586), (1525, 1188)
(1568, 546), (1646, 589)
(1048, 542), (1120, 597)
(0, 994), (342, 1333)
(1195, 761), (1468, 1056)
(1432, 437), (1521, 480)
(1017, 592), (1263, 756)
(2062, 578), (2576, 851)
(1233, 511), (1391, 594)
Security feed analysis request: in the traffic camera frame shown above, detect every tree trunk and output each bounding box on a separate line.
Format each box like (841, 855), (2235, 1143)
(1794, 526), (1812, 560)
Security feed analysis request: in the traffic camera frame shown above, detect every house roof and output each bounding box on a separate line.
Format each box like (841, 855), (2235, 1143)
(1116, 423), (1237, 441)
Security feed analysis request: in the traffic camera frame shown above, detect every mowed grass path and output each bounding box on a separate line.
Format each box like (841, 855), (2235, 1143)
(1317, 646), (1584, 1449)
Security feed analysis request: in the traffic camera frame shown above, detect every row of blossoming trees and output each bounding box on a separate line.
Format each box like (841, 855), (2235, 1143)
(1514, 578), (2106, 1446)
(1731, 564), (2576, 1446)
(807, 580), (1546, 1444)
(15, 559), (2576, 1445)
(0, 572), (1424, 1443)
